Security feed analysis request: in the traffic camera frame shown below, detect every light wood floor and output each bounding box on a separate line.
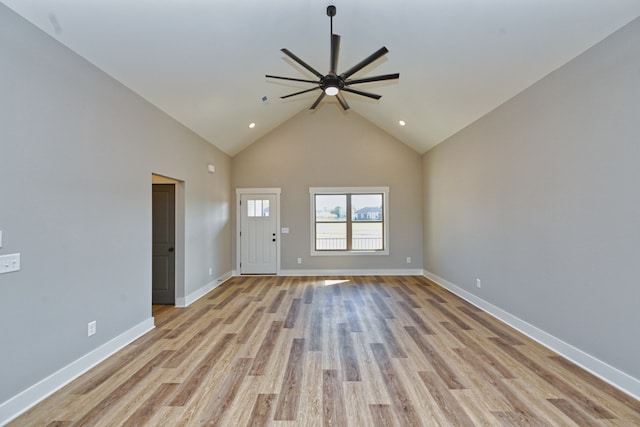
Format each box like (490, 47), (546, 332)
(11, 276), (640, 426)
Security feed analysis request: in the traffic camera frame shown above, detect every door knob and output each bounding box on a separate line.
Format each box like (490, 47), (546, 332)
(168, 247), (174, 252)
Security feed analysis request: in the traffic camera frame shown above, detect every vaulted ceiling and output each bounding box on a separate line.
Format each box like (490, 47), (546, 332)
(4, 1), (640, 156)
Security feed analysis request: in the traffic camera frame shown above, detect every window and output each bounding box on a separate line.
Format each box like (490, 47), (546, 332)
(247, 199), (270, 217)
(310, 187), (389, 255)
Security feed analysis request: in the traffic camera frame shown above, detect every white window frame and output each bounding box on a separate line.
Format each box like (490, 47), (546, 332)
(309, 186), (389, 256)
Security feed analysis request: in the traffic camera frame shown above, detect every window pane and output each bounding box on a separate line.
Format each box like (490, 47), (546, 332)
(352, 222), (383, 250)
(352, 194), (383, 222)
(315, 195), (347, 222)
(316, 222), (347, 250)
(247, 199), (270, 217)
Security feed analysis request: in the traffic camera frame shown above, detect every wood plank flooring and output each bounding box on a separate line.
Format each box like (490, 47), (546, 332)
(11, 276), (640, 426)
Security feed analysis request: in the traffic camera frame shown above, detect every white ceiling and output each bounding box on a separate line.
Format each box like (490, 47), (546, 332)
(4, 1), (640, 156)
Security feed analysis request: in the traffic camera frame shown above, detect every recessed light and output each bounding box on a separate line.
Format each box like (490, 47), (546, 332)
(249, 122), (256, 129)
(398, 120), (406, 126)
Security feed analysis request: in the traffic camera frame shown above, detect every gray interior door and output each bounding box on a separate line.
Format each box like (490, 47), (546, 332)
(152, 184), (175, 304)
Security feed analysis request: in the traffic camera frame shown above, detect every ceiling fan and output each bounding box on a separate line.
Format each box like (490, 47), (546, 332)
(266, 5), (399, 111)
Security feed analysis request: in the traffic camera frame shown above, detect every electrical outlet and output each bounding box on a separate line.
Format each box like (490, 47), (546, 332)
(209, 267), (213, 276)
(297, 257), (302, 264)
(476, 279), (482, 289)
(88, 321), (96, 337)
(406, 257), (411, 264)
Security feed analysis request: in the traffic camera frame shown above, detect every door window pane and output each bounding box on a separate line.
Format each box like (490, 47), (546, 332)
(248, 199), (270, 217)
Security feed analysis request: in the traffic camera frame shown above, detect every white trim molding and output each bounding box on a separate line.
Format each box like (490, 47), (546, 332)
(279, 268), (423, 276)
(176, 271), (233, 307)
(0, 318), (155, 426)
(423, 269), (640, 401)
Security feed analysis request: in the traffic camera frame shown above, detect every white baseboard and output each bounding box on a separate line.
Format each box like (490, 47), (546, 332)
(278, 268), (424, 276)
(176, 271), (233, 307)
(423, 269), (640, 401)
(0, 317), (155, 426)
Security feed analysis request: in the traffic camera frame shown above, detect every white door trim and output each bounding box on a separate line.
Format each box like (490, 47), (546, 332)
(236, 188), (281, 275)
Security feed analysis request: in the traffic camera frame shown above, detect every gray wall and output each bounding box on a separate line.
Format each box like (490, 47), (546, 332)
(423, 17), (640, 380)
(232, 106), (423, 272)
(0, 5), (231, 404)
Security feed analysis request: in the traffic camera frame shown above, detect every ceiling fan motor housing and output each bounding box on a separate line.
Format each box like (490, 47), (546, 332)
(322, 73), (344, 93)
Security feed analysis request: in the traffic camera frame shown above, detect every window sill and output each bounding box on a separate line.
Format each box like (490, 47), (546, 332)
(311, 250), (389, 257)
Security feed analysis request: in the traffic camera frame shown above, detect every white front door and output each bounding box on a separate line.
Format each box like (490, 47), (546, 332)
(240, 193), (278, 274)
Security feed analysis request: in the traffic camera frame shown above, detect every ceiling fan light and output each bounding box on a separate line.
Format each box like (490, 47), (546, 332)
(324, 86), (339, 96)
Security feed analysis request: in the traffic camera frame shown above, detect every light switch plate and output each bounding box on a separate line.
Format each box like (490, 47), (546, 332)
(0, 253), (20, 274)
(0, 230), (3, 247)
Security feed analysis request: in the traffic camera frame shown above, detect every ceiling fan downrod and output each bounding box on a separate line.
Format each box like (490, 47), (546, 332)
(327, 5), (336, 35)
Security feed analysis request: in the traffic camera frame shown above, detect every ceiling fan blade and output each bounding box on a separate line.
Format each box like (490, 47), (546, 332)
(340, 47), (389, 79)
(330, 34), (340, 74)
(336, 92), (350, 110)
(345, 73), (399, 85)
(341, 87), (382, 100)
(310, 92), (326, 109)
(266, 74), (320, 84)
(281, 86), (321, 99)
(281, 48), (324, 79)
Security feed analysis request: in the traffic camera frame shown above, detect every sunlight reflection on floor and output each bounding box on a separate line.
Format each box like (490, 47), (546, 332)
(323, 279), (350, 286)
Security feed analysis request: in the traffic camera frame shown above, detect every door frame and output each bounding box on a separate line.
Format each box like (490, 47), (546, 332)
(236, 188), (281, 275)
